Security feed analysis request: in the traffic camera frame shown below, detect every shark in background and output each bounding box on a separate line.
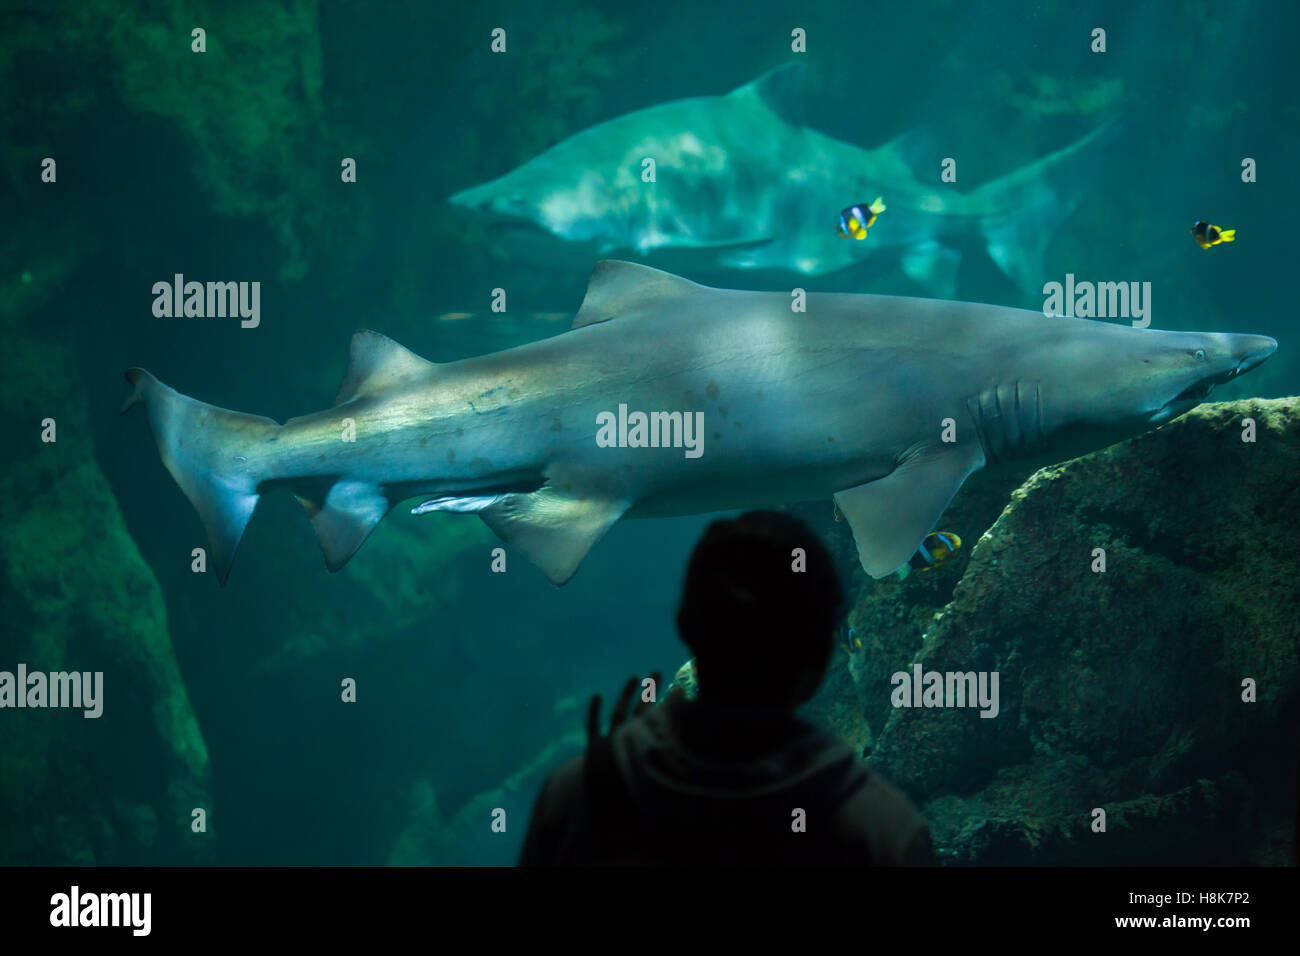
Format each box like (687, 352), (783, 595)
(450, 64), (1113, 298)
(121, 262), (1275, 586)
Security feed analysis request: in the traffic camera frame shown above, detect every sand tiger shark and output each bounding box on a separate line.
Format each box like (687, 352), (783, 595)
(450, 64), (1111, 296)
(122, 262), (1276, 585)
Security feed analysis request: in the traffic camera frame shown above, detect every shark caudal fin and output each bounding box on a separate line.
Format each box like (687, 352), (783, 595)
(121, 369), (279, 584)
(967, 121), (1117, 295)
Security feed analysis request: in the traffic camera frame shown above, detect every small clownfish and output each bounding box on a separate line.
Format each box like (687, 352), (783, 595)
(839, 624), (862, 656)
(910, 531), (961, 571)
(894, 532), (961, 580)
(838, 197), (886, 240)
(1191, 220), (1235, 250)
(908, 531), (962, 572)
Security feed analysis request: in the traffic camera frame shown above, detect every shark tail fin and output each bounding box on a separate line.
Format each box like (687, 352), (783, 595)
(967, 121), (1117, 294)
(121, 368), (279, 584)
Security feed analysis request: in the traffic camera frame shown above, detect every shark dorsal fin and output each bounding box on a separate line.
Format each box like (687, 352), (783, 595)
(727, 62), (806, 125)
(335, 330), (437, 405)
(571, 261), (704, 329)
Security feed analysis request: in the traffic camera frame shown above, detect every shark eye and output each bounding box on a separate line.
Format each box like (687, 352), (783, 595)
(1194, 349), (1207, 360)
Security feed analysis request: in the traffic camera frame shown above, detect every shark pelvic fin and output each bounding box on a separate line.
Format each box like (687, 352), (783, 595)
(571, 261), (704, 329)
(728, 62), (806, 125)
(304, 479), (393, 571)
(477, 483), (628, 585)
(335, 330), (438, 406)
(834, 442), (985, 578)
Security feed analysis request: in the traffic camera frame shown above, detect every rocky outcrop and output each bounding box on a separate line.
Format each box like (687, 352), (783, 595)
(847, 398), (1299, 865)
(0, 289), (213, 864)
(387, 731), (583, 867)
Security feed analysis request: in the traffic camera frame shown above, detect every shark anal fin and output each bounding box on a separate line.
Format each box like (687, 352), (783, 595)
(571, 261), (704, 329)
(308, 479), (392, 571)
(834, 443), (984, 579)
(478, 484), (628, 585)
(335, 330), (438, 406)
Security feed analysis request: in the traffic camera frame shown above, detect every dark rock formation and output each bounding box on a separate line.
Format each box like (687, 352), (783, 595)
(848, 398), (1298, 864)
(0, 298), (213, 864)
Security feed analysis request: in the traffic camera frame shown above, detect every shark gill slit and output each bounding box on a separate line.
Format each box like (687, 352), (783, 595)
(967, 380), (1041, 464)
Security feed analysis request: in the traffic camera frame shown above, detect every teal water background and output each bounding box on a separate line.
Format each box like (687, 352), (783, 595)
(4, 0), (1297, 864)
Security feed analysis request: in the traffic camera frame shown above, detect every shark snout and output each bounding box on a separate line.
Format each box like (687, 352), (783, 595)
(1230, 334), (1277, 376)
(1153, 331), (1277, 419)
(1198, 332), (1276, 392)
(449, 180), (529, 216)
(448, 183), (489, 210)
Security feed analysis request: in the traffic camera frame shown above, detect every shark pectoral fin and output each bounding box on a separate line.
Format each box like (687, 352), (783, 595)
(834, 444), (984, 579)
(478, 485), (628, 585)
(307, 480), (393, 571)
(901, 240), (961, 298)
(334, 330), (438, 406)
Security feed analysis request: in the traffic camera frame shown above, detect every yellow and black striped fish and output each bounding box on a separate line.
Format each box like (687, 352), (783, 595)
(908, 531), (962, 571)
(1191, 220), (1235, 250)
(837, 197), (886, 240)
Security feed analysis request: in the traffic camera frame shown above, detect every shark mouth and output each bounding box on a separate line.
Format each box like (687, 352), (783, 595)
(1171, 380), (1217, 403)
(1166, 356), (1257, 407)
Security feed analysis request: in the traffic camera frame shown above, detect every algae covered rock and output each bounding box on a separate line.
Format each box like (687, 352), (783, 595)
(862, 398), (1299, 864)
(795, 468), (1032, 752)
(0, 309), (212, 864)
